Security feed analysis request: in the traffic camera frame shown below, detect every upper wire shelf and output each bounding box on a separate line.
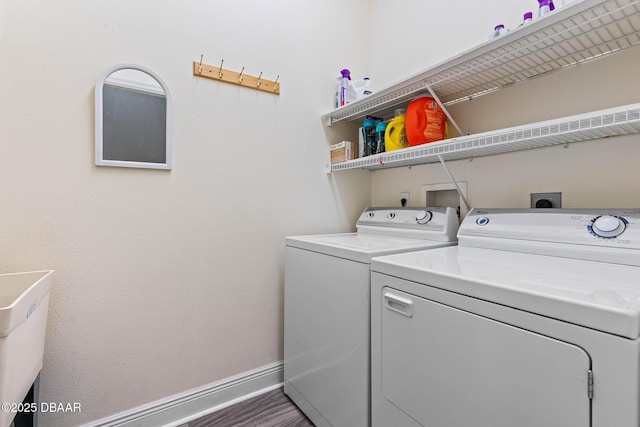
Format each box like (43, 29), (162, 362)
(322, 0), (640, 126)
(328, 103), (640, 172)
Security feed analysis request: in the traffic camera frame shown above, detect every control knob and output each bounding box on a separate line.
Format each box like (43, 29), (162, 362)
(589, 215), (626, 238)
(476, 217), (490, 226)
(416, 210), (433, 224)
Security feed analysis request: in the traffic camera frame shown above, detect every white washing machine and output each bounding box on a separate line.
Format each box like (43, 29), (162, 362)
(284, 207), (459, 427)
(370, 208), (640, 427)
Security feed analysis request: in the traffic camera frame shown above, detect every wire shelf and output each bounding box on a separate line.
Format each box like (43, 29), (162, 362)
(322, 0), (640, 126)
(329, 103), (640, 172)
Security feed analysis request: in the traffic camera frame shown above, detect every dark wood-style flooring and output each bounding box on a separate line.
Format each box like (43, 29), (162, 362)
(178, 387), (314, 427)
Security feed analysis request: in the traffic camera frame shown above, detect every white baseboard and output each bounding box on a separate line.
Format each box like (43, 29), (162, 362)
(83, 361), (284, 427)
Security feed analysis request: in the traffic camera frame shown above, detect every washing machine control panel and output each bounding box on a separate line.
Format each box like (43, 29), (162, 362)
(357, 207), (459, 242)
(360, 208), (443, 227)
(459, 208), (640, 266)
(358, 208), (438, 226)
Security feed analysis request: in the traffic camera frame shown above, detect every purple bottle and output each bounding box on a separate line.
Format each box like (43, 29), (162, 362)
(339, 69), (355, 106)
(489, 24), (508, 40)
(538, 0), (551, 17)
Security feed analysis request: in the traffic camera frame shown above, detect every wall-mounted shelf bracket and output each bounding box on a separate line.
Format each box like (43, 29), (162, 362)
(193, 57), (280, 95)
(437, 154), (472, 212)
(426, 85), (464, 136)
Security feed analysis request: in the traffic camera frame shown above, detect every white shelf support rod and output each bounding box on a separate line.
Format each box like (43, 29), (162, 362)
(437, 154), (472, 213)
(426, 85), (464, 137)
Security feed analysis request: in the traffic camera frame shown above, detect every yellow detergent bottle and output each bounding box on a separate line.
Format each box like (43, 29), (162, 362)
(385, 109), (409, 151)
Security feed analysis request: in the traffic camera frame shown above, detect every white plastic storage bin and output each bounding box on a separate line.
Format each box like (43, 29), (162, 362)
(0, 270), (53, 427)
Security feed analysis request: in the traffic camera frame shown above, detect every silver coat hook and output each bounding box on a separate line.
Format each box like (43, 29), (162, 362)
(219, 59), (224, 78)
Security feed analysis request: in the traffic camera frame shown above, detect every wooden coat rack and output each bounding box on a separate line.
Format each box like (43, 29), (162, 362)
(193, 56), (280, 95)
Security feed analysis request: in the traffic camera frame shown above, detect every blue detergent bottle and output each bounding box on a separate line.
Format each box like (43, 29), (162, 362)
(376, 121), (387, 153)
(362, 117), (377, 156)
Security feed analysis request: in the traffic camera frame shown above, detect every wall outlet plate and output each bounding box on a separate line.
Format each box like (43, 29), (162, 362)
(530, 192), (562, 208)
(401, 192), (410, 207)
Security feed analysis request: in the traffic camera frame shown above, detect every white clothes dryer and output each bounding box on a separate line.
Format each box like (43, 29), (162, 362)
(284, 207), (459, 427)
(370, 208), (640, 427)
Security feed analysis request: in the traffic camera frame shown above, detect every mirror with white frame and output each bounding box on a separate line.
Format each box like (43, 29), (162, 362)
(95, 64), (172, 170)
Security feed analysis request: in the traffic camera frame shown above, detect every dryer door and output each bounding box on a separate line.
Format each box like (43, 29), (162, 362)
(380, 287), (591, 427)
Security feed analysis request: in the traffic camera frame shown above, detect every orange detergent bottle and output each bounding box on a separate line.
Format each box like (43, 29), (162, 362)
(406, 96), (447, 146)
(384, 109), (409, 151)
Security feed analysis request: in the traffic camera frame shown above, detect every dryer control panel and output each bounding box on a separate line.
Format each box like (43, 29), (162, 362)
(460, 208), (640, 266)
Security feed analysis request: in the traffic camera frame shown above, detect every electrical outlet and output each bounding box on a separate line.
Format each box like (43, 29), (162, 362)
(530, 192), (562, 208)
(401, 192), (410, 207)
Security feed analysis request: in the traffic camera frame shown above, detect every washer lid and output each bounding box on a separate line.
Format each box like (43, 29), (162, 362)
(371, 246), (640, 339)
(286, 233), (454, 263)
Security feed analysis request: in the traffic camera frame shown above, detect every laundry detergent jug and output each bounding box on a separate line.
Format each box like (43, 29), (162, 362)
(385, 109), (408, 151)
(406, 97), (447, 146)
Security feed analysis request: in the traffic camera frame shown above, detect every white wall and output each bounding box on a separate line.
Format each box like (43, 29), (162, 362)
(369, 0), (640, 212)
(0, 1), (371, 425)
(370, 0), (544, 88)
